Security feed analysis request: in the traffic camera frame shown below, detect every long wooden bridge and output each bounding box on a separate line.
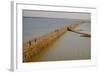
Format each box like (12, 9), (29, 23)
(23, 22), (81, 62)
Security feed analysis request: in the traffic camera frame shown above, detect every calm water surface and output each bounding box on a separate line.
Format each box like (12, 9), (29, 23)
(23, 17), (91, 61)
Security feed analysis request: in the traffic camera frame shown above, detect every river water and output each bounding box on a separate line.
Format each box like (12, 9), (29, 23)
(23, 17), (91, 61)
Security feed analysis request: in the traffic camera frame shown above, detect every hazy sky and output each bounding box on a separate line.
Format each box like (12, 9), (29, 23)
(23, 10), (91, 20)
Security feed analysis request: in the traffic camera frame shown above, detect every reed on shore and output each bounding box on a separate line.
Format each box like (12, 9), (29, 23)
(23, 22), (80, 62)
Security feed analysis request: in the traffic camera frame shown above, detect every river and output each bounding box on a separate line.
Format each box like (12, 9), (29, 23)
(23, 17), (91, 61)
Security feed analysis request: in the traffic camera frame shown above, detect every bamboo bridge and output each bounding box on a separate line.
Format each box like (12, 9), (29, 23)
(23, 22), (81, 62)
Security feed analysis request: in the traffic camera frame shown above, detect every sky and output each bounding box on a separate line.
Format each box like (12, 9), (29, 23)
(23, 10), (91, 20)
